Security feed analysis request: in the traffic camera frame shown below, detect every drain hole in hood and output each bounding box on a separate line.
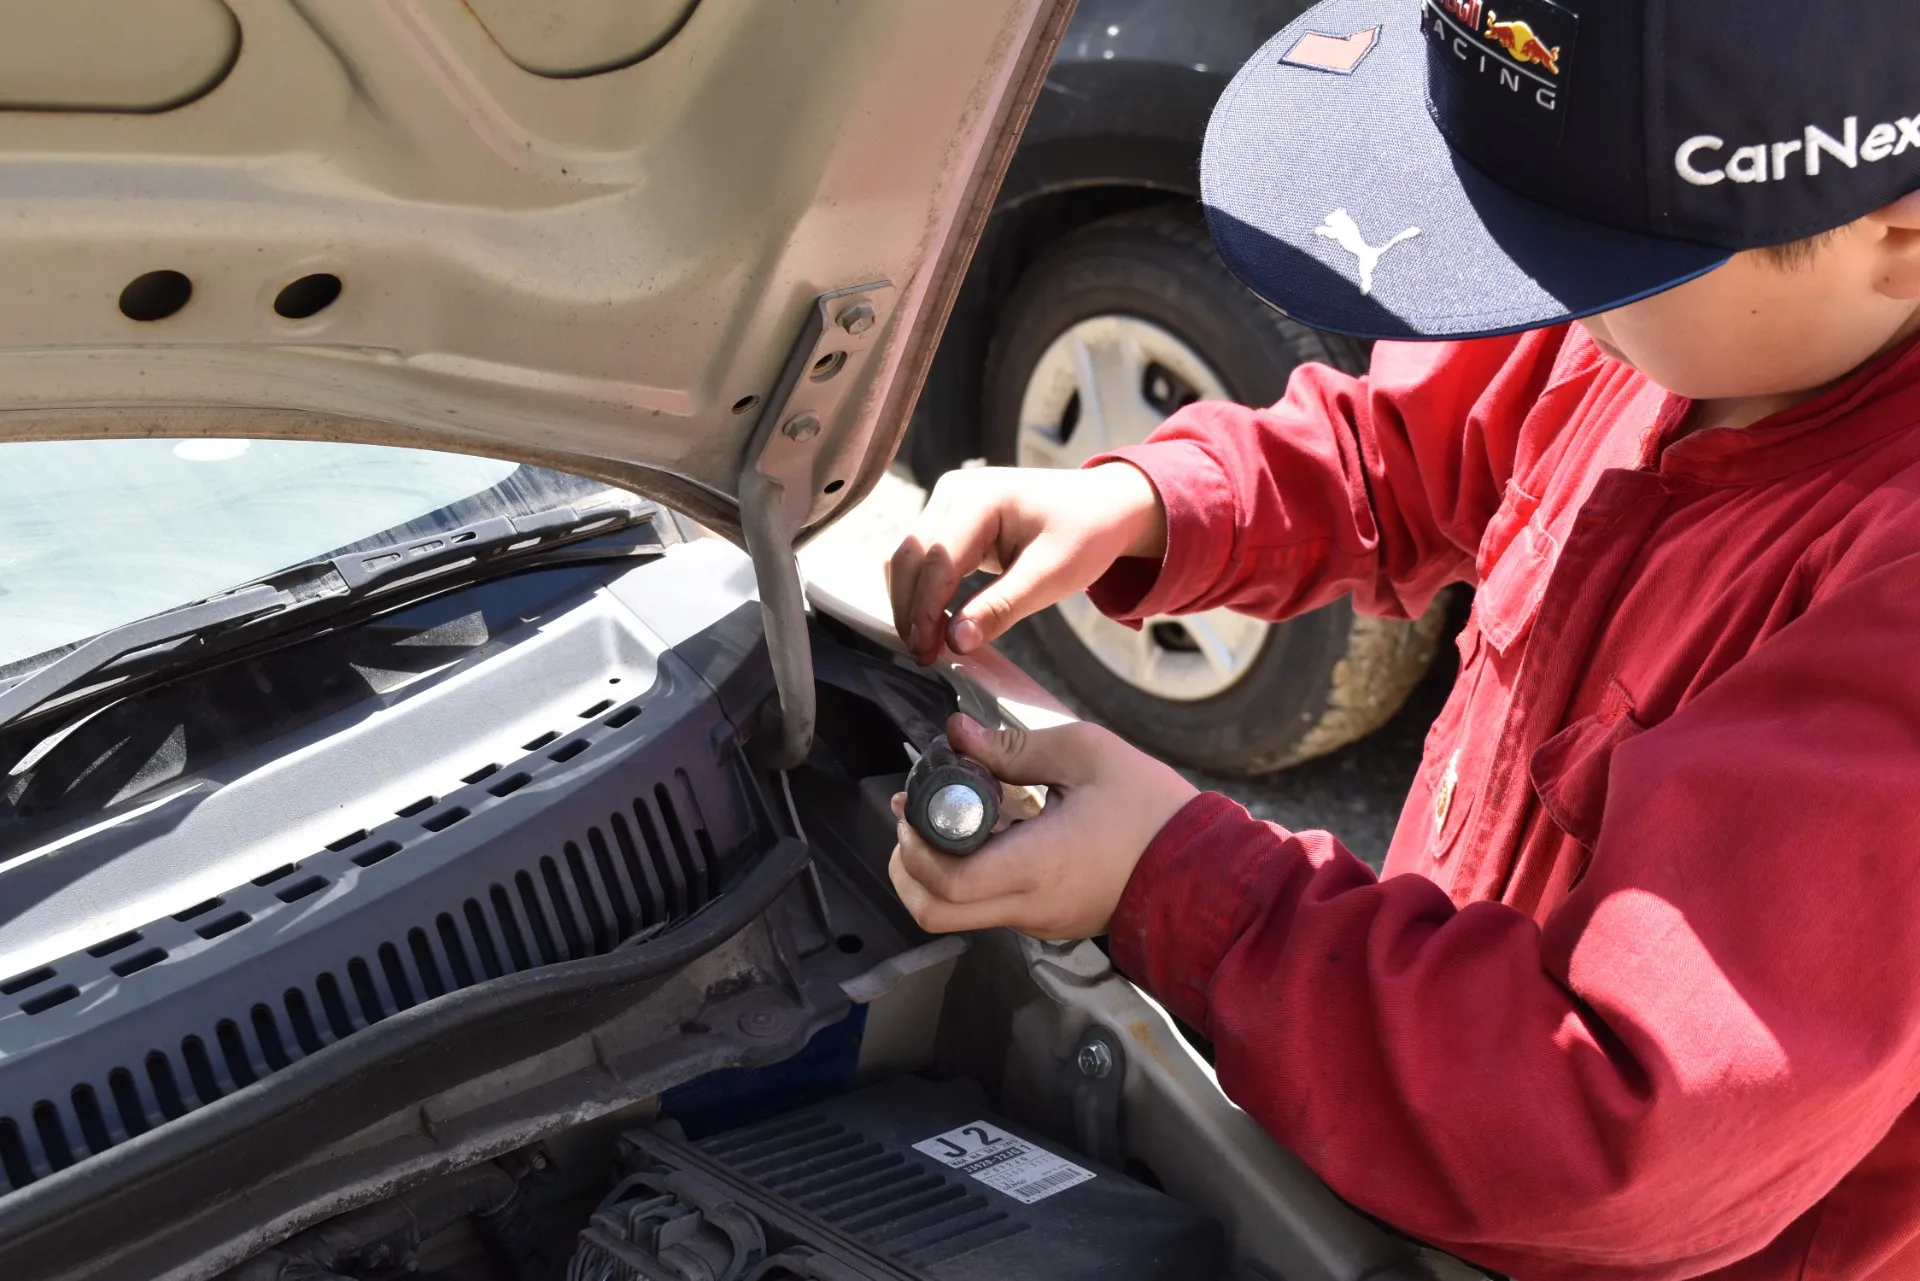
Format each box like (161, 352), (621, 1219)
(118, 270), (191, 322)
(274, 273), (341, 320)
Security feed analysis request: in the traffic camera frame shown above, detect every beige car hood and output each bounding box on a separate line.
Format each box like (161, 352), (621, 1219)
(0, 0), (1070, 544)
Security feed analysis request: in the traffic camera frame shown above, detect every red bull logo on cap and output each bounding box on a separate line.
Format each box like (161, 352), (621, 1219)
(1423, 0), (1577, 140)
(1485, 15), (1560, 75)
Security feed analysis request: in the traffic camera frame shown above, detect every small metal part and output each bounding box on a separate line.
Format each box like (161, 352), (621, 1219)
(1076, 1041), (1114, 1080)
(737, 281), (892, 771)
(1065, 1030), (1126, 1167)
(836, 300), (877, 334)
(739, 1009), (785, 1038)
(928, 784), (986, 843)
(903, 735), (1000, 856)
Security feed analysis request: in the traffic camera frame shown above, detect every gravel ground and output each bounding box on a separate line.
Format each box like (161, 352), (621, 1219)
(990, 596), (1466, 871)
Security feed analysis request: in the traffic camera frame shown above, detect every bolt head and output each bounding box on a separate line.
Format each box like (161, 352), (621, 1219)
(741, 1009), (784, 1037)
(782, 413), (821, 443)
(1077, 1041), (1114, 1080)
(927, 783), (987, 842)
(837, 301), (877, 335)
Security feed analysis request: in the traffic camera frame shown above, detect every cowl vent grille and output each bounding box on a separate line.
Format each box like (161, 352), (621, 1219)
(0, 651), (766, 1198)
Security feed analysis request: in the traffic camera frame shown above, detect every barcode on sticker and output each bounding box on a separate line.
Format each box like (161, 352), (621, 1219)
(912, 1121), (1095, 1204)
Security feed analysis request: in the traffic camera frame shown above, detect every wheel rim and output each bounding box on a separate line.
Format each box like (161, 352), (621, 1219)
(1017, 314), (1270, 703)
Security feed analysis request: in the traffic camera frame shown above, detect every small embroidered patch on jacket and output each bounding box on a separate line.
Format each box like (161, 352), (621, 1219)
(1280, 27), (1380, 75)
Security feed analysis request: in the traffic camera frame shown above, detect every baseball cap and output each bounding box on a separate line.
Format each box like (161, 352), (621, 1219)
(1205, 0), (1920, 340)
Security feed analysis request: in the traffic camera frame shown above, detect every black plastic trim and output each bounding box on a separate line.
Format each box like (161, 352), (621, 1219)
(0, 838), (811, 1279)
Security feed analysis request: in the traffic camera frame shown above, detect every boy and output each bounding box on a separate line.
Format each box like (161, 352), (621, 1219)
(885, 1), (1920, 1278)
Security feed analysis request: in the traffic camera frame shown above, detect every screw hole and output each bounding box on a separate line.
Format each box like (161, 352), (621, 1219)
(809, 350), (848, 382)
(731, 395), (761, 415)
(273, 273), (342, 320)
(836, 933), (865, 955)
(824, 479), (846, 495)
(119, 270), (192, 322)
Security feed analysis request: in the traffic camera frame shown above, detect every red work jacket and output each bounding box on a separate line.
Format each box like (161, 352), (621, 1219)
(1091, 325), (1920, 1280)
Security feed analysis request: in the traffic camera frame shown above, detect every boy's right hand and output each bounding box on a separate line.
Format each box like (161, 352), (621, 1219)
(889, 463), (1166, 666)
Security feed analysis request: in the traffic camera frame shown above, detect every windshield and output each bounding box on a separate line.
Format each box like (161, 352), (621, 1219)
(0, 439), (627, 674)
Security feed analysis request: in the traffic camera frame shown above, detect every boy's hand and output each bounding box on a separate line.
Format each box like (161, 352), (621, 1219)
(890, 714), (1197, 939)
(890, 464), (1165, 666)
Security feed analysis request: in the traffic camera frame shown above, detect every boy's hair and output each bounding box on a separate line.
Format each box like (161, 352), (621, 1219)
(1760, 230), (1841, 271)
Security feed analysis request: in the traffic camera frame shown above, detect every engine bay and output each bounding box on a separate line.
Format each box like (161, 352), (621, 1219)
(229, 1074), (1224, 1281)
(0, 536), (1474, 1281)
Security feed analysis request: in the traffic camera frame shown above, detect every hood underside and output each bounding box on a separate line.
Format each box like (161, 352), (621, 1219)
(0, 0), (1072, 544)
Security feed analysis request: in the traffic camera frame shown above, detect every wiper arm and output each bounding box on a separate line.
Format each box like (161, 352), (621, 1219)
(325, 502), (637, 593)
(0, 502), (656, 734)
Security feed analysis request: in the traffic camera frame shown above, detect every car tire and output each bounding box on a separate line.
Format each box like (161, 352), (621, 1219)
(981, 204), (1444, 776)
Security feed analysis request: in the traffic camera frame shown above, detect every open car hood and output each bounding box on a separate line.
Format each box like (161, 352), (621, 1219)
(0, 0), (1076, 768)
(0, 0), (1070, 543)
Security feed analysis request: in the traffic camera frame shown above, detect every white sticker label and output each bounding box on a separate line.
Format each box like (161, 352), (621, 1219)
(912, 1121), (1095, 1204)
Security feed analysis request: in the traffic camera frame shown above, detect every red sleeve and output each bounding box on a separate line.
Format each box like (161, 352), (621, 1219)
(1108, 553), (1920, 1280)
(1086, 328), (1568, 623)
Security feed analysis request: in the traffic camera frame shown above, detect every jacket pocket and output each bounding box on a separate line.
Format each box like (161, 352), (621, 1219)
(1475, 480), (1557, 654)
(1529, 683), (1644, 851)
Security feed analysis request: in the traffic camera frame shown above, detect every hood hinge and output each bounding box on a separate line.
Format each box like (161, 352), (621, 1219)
(738, 281), (895, 770)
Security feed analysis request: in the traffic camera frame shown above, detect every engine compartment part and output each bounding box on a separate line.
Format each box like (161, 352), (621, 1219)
(226, 1161), (535, 1281)
(0, 551), (902, 1281)
(902, 737), (999, 856)
(0, 536), (1491, 1281)
(580, 1076), (1223, 1281)
(0, 589), (776, 1202)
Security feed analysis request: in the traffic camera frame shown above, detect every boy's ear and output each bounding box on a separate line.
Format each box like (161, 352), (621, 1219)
(1867, 189), (1920, 300)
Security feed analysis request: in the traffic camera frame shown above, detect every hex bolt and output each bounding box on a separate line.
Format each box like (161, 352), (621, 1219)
(782, 413), (821, 443)
(836, 301), (877, 335)
(1076, 1041), (1114, 1080)
(740, 1009), (785, 1037)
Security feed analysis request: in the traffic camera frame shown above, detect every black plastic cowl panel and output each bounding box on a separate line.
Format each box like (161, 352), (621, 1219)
(0, 641), (771, 1198)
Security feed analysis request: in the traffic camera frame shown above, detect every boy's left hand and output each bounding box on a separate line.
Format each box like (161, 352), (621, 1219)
(890, 714), (1197, 939)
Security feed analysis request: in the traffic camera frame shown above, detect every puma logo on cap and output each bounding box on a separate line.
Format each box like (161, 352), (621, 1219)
(1315, 209), (1422, 295)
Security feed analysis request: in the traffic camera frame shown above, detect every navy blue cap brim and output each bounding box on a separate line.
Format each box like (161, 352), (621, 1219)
(1203, 0), (1729, 341)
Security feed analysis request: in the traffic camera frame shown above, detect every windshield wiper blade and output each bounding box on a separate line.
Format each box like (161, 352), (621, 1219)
(0, 586), (286, 731)
(0, 501), (657, 734)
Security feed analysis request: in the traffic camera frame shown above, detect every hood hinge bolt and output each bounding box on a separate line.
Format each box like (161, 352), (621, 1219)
(1076, 1041), (1114, 1079)
(836, 301), (877, 334)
